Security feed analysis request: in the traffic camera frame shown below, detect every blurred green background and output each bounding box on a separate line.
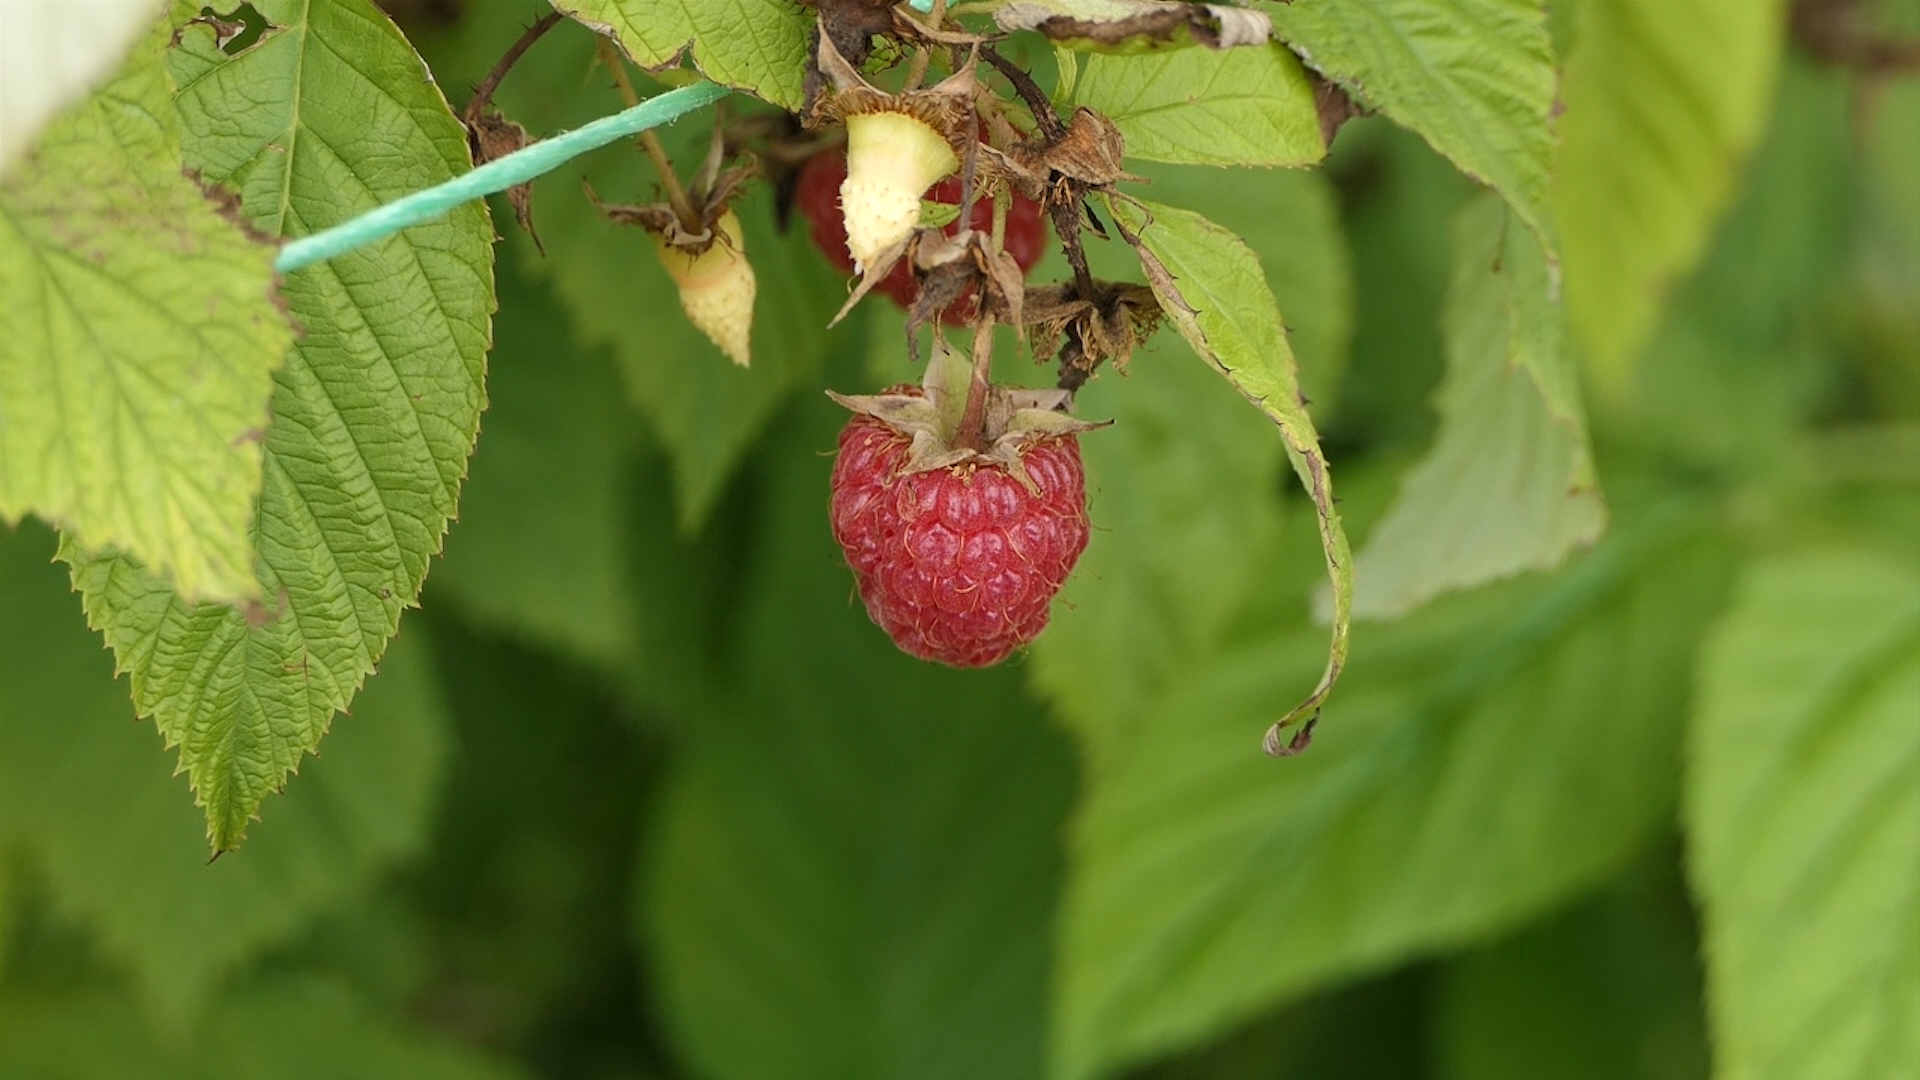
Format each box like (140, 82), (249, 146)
(1, 1), (1915, 1078)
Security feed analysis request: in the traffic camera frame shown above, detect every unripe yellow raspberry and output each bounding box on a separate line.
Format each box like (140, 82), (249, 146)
(656, 210), (755, 366)
(840, 111), (959, 272)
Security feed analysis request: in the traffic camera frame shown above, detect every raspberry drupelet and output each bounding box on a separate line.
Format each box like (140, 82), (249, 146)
(830, 408), (1090, 667)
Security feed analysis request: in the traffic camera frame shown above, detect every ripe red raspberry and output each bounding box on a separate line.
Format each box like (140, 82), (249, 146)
(830, 400), (1091, 668)
(794, 147), (1047, 324)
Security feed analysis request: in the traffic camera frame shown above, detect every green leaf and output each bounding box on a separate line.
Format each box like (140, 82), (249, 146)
(1629, 60), (1854, 476)
(1264, 0), (1559, 252)
(1028, 314), (1288, 748)
(1050, 503), (1730, 1080)
(1106, 193), (1350, 753)
(553, 0), (809, 110)
(1555, 0), (1784, 397)
(0, 522), (450, 1029)
(1436, 858), (1710, 1080)
(1073, 44), (1324, 167)
(408, 614), (662, 1040)
(1686, 551), (1920, 1080)
(0, 977), (528, 1080)
(1857, 79), (1920, 417)
(427, 250), (638, 670)
(62, 0), (493, 852)
(412, 7), (838, 528)
(0, 23), (291, 604)
(1071, 163), (1353, 407)
(1347, 192), (1604, 620)
(1028, 162), (1358, 739)
(642, 393), (1079, 1080)
(1332, 121), (1473, 444)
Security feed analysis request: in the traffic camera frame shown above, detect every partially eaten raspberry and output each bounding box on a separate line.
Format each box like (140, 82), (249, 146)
(794, 147), (1047, 325)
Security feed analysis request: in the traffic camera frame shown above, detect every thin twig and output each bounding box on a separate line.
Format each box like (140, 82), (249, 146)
(598, 38), (703, 231)
(1053, 201), (1095, 303)
(464, 10), (564, 124)
(901, 0), (950, 89)
(980, 45), (1065, 140)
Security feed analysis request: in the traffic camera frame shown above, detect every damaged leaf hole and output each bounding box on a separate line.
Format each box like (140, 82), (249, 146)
(191, 3), (276, 55)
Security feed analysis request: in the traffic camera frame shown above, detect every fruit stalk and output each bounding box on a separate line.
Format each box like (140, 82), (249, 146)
(598, 39), (702, 233)
(955, 317), (996, 453)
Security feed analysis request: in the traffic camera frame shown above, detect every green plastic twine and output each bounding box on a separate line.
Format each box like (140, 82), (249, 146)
(273, 80), (732, 274)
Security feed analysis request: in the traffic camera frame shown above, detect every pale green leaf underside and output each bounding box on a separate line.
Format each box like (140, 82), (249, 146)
(0, 25), (289, 605)
(1109, 193), (1350, 748)
(64, 0), (492, 852)
(1052, 511), (1727, 1080)
(1026, 298), (1289, 751)
(1265, 0), (1558, 251)
(1687, 552), (1920, 1080)
(1348, 193), (1603, 620)
(1556, 0), (1783, 396)
(1031, 164), (1352, 748)
(0, 522), (447, 1027)
(553, 0), (809, 110)
(1074, 44), (1325, 167)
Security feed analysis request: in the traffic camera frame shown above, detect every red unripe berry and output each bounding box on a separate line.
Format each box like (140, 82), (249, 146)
(794, 148), (1047, 324)
(829, 403), (1091, 668)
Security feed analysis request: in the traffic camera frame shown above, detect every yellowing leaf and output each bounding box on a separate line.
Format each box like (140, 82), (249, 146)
(1347, 193), (1604, 620)
(1556, 0), (1784, 398)
(0, 22), (291, 604)
(64, 0), (494, 852)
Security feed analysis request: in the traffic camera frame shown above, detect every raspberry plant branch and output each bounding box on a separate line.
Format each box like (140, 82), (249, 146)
(273, 80), (729, 274)
(596, 39), (703, 233)
(463, 10), (564, 123)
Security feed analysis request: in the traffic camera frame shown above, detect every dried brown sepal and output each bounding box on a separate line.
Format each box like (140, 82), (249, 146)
(1008, 108), (1133, 201)
(807, 28), (978, 148)
(905, 230), (1027, 349)
(584, 159), (752, 255)
(1024, 279), (1161, 388)
(467, 109), (543, 253)
(802, 0), (901, 107)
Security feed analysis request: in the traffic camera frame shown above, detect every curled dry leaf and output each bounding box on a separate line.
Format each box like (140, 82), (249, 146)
(1023, 280), (1162, 389)
(994, 0), (1272, 51)
(466, 109), (542, 253)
